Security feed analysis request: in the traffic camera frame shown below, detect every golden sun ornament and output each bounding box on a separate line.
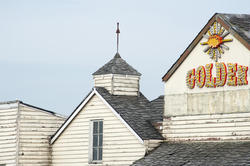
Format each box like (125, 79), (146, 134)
(201, 22), (233, 62)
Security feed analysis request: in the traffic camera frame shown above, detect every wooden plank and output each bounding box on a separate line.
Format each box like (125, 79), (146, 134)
(163, 117), (250, 126)
(164, 130), (250, 137)
(113, 91), (138, 96)
(113, 86), (139, 92)
(169, 112), (250, 121)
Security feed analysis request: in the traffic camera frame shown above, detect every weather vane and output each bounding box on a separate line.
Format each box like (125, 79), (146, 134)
(116, 22), (120, 53)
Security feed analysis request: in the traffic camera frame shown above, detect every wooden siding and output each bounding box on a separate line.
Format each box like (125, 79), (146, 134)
(144, 140), (163, 153)
(0, 103), (18, 166)
(52, 94), (146, 166)
(18, 104), (65, 166)
(94, 74), (140, 96)
(165, 89), (250, 116)
(163, 112), (250, 141)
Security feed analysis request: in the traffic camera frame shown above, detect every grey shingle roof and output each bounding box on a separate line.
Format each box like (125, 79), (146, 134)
(93, 53), (141, 76)
(132, 141), (250, 166)
(219, 13), (250, 44)
(150, 95), (164, 122)
(95, 87), (163, 140)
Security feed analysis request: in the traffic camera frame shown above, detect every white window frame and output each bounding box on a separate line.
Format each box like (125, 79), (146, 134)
(89, 119), (103, 164)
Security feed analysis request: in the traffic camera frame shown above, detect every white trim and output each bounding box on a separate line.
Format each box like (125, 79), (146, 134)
(50, 88), (144, 144)
(50, 90), (96, 144)
(95, 89), (144, 144)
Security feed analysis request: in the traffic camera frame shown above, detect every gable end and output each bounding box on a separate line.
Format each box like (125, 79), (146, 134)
(162, 13), (250, 82)
(50, 88), (144, 144)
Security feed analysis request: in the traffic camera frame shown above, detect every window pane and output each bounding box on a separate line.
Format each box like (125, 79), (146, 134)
(93, 122), (98, 134)
(99, 121), (103, 133)
(93, 135), (98, 147)
(99, 148), (103, 160)
(93, 148), (98, 160)
(92, 120), (103, 162)
(99, 134), (103, 146)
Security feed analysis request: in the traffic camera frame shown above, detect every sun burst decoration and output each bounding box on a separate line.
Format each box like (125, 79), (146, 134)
(200, 22), (233, 62)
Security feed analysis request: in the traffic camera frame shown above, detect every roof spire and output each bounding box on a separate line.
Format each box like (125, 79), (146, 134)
(116, 22), (120, 53)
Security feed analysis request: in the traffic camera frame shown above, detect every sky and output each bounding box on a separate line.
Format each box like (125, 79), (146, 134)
(0, 0), (249, 116)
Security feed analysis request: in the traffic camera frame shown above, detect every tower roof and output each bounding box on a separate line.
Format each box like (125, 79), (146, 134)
(93, 53), (141, 76)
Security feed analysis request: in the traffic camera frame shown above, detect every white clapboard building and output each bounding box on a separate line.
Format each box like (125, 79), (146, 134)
(1, 13), (250, 166)
(132, 13), (250, 166)
(0, 101), (65, 166)
(50, 52), (164, 165)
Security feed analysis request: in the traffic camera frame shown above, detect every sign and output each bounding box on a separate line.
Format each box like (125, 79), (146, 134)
(200, 22), (232, 62)
(186, 63), (248, 89)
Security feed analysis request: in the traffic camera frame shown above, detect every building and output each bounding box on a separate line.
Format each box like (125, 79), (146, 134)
(1, 13), (249, 166)
(0, 101), (65, 166)
(50, 53), (163, 165)
(132, 13), (250, 165)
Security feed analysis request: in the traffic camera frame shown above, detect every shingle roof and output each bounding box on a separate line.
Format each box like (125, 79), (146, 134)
(93, 53), (141, 76)
(150, 95), (164, 122)
(219, 13), (250, 44)
(95, 87), (163, 140)
(132, 141), (250, 166)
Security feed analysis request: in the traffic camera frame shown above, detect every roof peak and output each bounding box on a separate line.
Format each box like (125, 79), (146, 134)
(114, 52), (121, 58)
(93, 54), (141, 76)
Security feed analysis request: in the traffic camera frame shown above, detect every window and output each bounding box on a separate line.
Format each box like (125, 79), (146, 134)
(91, 120), (103, 162)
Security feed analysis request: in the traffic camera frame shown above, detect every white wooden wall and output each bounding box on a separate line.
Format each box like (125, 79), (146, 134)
(94, 74), (140, 96)
(165, 89), (250, 116)
(163, 112), (250, 141)
(52, 94), (146, 166)
(0, 102), (18, 166)
(18, 104), (65, 166)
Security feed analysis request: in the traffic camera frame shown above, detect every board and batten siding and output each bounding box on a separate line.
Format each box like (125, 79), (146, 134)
(163, 112), (250, 141)
(18, 104), (65, 166)
(0, 102), (18, 166)
(94, 74), (140, 96)
(52, 94), (146, 166)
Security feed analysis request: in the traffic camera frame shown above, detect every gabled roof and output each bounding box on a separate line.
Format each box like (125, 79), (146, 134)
(93, 53), (141, 76)
(221, 14), (250, 44)
(96, 87), (163, 140)
(50, 87), (162, 144)
(132, 141), (250, 166)
(162, 13), (250, 82)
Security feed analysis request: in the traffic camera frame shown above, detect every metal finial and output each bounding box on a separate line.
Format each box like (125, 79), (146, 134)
(116, 22), (120, 53)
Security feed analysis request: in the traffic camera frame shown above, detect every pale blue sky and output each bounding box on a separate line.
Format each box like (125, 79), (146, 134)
(0, 0), (249, 115)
